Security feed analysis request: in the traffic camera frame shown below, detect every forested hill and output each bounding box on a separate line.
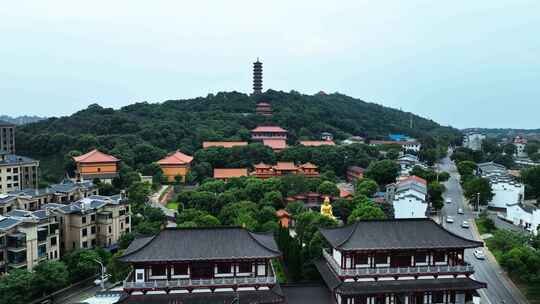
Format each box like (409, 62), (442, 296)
(16, 90), (460, 181)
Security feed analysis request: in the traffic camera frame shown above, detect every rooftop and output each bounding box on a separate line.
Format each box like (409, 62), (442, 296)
(0, 154), (38, 166)
(319, 218), (483, 251)
(73, 149), (119, 163)
(252, 126), (287, 133)
(263, 138), (287, 150)
(213, 168), (249, 179)
(299, 140), (336, 147)
(119, 227), (281, 263)
(202, 141), (248, 149)
(157, 150), (193, 165)
(274, 162), (298, 171)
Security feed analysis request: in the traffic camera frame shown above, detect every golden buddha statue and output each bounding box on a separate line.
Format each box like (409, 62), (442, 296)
(320, 196), (335, 219)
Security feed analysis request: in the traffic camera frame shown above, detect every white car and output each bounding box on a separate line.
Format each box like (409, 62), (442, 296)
(446, 216), (454, 223)
(457, 208), (464, 214)
(474, 249), (485, 260)
(461, 221), (469, 228)
(445, 198), (452, 204)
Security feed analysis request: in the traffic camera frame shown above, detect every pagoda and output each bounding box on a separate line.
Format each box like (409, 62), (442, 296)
(256, 101), (273, 117)
(253, 58), (263, 94)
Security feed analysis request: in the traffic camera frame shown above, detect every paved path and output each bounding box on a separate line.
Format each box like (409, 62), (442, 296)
(149, 185), (176, 227)
(439, 156), (528, 304)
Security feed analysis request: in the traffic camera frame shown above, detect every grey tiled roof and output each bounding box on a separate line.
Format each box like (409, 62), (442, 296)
(319, 219), (483, 251)
(120, 227), (281, 263)
(0, 195), (16, 205)
(0, 217), (21, 231)
(0, 154), (38, 166)
(117, 284), (284, 304)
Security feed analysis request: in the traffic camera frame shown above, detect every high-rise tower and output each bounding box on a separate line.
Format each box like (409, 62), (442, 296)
(252, 58), (263, 94)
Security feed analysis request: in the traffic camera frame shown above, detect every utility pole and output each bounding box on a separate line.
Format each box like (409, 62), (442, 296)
(93, 259), (106, 290)
(476, 192), (480, 216)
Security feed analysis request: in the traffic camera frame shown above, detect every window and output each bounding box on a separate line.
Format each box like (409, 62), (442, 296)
(217, 263), (231, 274)
(0, 252), (3, 262)
(91, 226), (96, 234)
(126, 206), (129, 212)
(434, 252), (446, 263)
(125, 217), (130, 224)
(97, 168), (101, 172)
(50, 236), (57, 246)
(354, 253), (368, 265)
(151, 265), (166, 276)
(82, 241), (88, 248)
(136, 272), (144, 281)
(82, 216), (87, 224)
(432, 291), (444, 303)
(239, 262), (251, 273)
(121, 223), (124, 229)
(173, 263), (188, 275)
(414, 253), (427, 264)
(91, 239), (96, 247)
(108, 226), (112, 233)
(374, 254), (387, 264)
(91, 214), (96, 222)
(82, 228), (87, 237)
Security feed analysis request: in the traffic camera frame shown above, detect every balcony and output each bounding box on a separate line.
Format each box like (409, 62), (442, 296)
(322, 249), (474, 277)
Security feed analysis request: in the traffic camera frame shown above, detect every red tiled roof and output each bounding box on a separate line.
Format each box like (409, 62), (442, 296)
(157, 150), (193, 165)
(213, 168), (249, 179)
(300, 162), (318, 169)
(276, 209), (290, 218)
(252, 126), (287, 133)
(263, 139), (287, 150)
(299, 140), (336, 147)
(203, 141), (248, 148)
(401, 175), (427, 185)
(339, 188), (353, 198)
(256, 102), (271, 106)
(253, 163), (272, 169)
(73, 149), (119, 163)
(274, 162), (298, 171)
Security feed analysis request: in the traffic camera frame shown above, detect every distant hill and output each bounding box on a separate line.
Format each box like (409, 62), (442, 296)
(0, 115), (46, 125)
(16, 90), (461, 181)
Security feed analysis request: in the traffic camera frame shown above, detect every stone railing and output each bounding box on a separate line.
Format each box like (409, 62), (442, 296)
(124, 275), (276, 290)
(322, 249), (474, 277)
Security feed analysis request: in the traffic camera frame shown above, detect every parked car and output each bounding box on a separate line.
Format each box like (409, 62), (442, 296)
(445, 198), (452, 204)
(457, 208), (464, 214)
(474, 249), (485, 260)
(446, 216), (454, 223)
(461, 221), (469, 228)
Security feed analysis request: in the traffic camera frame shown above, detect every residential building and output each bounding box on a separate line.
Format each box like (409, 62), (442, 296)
(0, 180), (98, 215)
(251, 125), (288, 141)
(0, 208), (60, 274)
(262, 138), (287, 152)
(462, 133), (486, 151)
(341, 136), (365, 145)
(316, 219), (486, 304)
(157, 150), (193, 183)
(477, 162), (524, 210)
(369, 140), (422, 152)
(347, 166), (365, 182)
(213, 168), (249, 181)
(299, 140), (336, 147)
(397, 154), (426, 176)
(513, 136), (527, 157)
(45, 193), (130, 254)
(74, 149), (120, 183)
(0, 151), (39, 192)
(321, 132), (334, 141)
(202, 141), (248, 149)
(118, 227), (284, 303)
(256, 102), (273, 117)
(386, 176), (428, 219)
(505, 202), (540, 235)
(0, 121), (16, 154)
(252, 162), (319, 179)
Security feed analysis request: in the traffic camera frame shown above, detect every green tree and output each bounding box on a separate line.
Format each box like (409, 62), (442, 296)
(525, 142), (540, 157)
(285, 201), (306, 216)
(428, 181), (446, 210)
(348, 203), (386, 222)
(522, 166), (540, 200)
(64, 249), (101, 282)
(502, 144), (517, 156)
(356, 178), (378, 197)
(456, 161), (477, 178)
(118, 232), (135, 249)
(107, 251), (131, 283)
(318, 181), (339, 196)
(0, 269), (33, 304)
(463, 177), (494, 207)
(31, 261), (70, 297)
(365, 160), (400, 186)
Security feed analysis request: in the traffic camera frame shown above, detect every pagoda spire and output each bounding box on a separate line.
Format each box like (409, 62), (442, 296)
(252, 58), (263, 94)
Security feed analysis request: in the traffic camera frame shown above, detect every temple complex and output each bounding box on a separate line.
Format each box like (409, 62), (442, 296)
(73, 149), (120, 183)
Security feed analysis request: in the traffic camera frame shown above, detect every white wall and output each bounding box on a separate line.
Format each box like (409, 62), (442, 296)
(393, 195), (427, 219)
(489, 182), (524, 209)
(507, 205), (540, 235)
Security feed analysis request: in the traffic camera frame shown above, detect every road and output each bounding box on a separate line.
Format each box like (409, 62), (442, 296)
(439, 156), (527, 304)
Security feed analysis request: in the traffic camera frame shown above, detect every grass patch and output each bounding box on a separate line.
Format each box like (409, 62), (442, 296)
(475, 214), (497, 235)
(165, 201), (178, 210)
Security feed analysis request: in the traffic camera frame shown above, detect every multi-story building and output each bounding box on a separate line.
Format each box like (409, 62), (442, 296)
(397, 154), (426, 176)
(513, 136), (527, 158)
(316, 219), (486, 304)
(45, 193), (130, 254)
(462, 133), (486, 151)
(0, 208), (60, 274)
(252, 162), (319, 178)
(477, 162), (524, 210)
(157, 150), (193, 183)
(386, 176), (428, 219)
(251, 125), (288, 141)
(0, 180), (98, 215)
(0, 150), (39, 193)
(0, 121), (16, 154)
(74, 149), (120, 183)
(118, 226), (284, 303)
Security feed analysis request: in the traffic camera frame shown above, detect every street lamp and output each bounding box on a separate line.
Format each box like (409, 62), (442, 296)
(93, 258), (106, 290)
(475, 192), (481, 216)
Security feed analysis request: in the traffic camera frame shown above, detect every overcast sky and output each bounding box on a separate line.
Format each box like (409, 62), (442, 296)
(1, 1), (539, 129)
